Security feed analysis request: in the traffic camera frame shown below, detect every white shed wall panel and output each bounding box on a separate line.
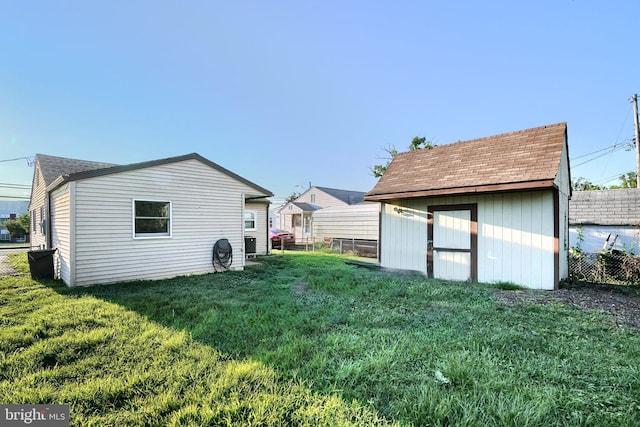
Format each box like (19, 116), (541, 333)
(67, 160), (256, 286)
(555, 138), (571, 279)
(381, 200), (429, 272)
(381, 191), (558, 289)
(50, 185), (71, 284)
(312, 204), (379, 240)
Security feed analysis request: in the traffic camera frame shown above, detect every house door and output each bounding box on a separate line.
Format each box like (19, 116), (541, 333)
(427, 204), (477, 281)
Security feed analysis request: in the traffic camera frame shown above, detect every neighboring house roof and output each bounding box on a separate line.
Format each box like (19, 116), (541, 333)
(37, 153), (273, 198)
(292, 202), (321, 211)
(314, 186), (365, 205)
(569, 189), (640, 226)
(365, 122), (567, 201)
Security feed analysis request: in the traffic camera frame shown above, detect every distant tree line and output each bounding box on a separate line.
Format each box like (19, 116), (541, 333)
(572, 172), (637, 191)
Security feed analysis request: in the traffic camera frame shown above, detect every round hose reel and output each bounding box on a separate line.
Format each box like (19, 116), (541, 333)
(212, 238), (233, 272)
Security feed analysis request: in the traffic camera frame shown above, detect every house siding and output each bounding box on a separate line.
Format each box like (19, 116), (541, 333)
(63, 159), (259, 286)
(50, 184), (72, 284)
(312, 203), (380, 241)
(245, 201), (269, 255)
(296, 189), (346, 208)
(29, 166), (48, 249)
(381, 191), (560, 289)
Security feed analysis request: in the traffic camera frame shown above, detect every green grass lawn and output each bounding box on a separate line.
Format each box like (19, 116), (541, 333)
(2, 253), (639, 426)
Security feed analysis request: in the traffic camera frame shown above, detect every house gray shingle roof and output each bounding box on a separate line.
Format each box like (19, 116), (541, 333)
(569, 189), (640, 226)
(365, 123), (567, 201)
(314, 186), (365, 205)
(36, 154), (117, 186)
(36, 153), (273, 198)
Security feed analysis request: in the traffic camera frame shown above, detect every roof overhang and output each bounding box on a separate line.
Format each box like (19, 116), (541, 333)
(364, 179), (557, 202)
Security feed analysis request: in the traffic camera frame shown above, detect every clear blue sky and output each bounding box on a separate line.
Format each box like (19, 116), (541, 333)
(2, 1), (639, 203)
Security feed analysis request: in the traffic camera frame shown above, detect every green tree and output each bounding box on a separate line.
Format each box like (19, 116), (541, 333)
(609, 171), (637, 189)
(17, 213), (30, 233)
(3, 219), (25, 239)
(571, 177), (605, 191)
(371, 137), (435, 178)
(408, 136), (436, 151)
(2, 213), (30, 239)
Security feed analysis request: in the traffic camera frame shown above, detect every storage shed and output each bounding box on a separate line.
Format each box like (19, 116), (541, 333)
(365, 123), (571, 290)
(29, 153), (273, 286)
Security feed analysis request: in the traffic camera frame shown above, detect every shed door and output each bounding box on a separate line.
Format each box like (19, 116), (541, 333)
(428, 205), (477, 281)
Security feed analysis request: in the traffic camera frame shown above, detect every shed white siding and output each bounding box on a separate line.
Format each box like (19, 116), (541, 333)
(61, 159), (258, 286)
(555, 138), (571, 280)
(381, 191), (559, 289)
(245, 201), (269, 255)
(312, 203), (379, 241)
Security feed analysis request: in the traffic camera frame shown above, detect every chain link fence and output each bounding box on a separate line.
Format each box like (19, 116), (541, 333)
(568, 251), (640, 285)
(0, 247), (29, 276)
(298, 237), (379, 259)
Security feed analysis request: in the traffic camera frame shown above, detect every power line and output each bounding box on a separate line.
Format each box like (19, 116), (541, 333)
(0, 196), (30, 200)
(0, 183), (31, 189)
(571, 144), (626, 168)
(0, 156), (34, 165)
(570, 104), (634, 168)
(570, 143), (623, 161)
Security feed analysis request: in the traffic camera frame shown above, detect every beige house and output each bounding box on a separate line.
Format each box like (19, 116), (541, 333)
(29, 153), (272, 286)
(274, 186), (367, 243)
(365, 123), (571, 290)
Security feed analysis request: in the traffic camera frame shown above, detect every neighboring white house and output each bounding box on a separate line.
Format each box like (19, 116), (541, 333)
(312, 203), (379, 241)
(365, 123), (571, 290)
(311, 202), (380, 257)
(29, 153), (273, 287)
(0, 200), (30, 242)
(273, 186), (367, 243)
(569, 189), (640, 254)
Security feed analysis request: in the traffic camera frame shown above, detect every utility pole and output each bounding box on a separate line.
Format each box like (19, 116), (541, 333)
(633, 94), (640, 188)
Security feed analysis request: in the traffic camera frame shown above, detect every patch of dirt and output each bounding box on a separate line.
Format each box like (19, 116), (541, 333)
(494, 283), (640, 329)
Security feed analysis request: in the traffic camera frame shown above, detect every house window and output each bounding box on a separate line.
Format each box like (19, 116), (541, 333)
(133, 200), (171, 238)
(292, 215), (301, 227)
(310, 194), (316, 203)
(244, 210), (257, 231)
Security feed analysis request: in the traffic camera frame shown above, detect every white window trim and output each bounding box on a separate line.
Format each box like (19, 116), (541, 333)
(244, 210), (257, 232)
(132, 199), (172, 239)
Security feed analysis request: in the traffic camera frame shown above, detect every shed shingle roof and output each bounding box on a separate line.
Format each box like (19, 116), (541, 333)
(569, 189), (640, 226)
(365, 122), (567, 201)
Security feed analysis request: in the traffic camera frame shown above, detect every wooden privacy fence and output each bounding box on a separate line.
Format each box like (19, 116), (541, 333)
(568, 251), (640, 285)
